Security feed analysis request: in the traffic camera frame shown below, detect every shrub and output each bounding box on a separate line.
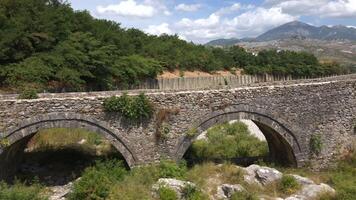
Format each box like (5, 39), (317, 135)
(187, 122), (268, 161)
(0, 181), (47, 200)
(0, 138), (10, 148)
(103, 93), (154, 121)
(108, 165), (160, 200)
(18, 88), (38, 99)
(186, 128), (198, 138)
(159, 160), (187, 179)
(310, 134), (323, 155)
(278, 175), (301, 195)
(158, 187), (178, 200)
(230, 190), (259, 200)
(182, 184), (209, 200)
(69, 159), (127, 200)
(155, 108), (179, 140)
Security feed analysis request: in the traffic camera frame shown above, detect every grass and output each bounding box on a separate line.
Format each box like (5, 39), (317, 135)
(27, 128), (115, 156)
(273, 140), (356, 200)
(0, 181), (47, 200)
(278, 175), (301, 195)
(68, 159), (127, 200)
(186, 122), (268, 162)
(186, 162), (244, 197)
(3, 125), (354, 200)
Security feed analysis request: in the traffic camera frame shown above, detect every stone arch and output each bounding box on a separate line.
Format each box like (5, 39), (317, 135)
(175, 104), (305, 167)
(0, 113), (138, 180)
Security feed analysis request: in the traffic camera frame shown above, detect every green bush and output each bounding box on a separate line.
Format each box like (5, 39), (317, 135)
(69, 159), (127, 200)
(0, 138), (10, 147)
(188, 122), (268, 161)
(278, 175), (301, 195)
(158, 187), (178, 200)
(182, 184), (208, 200)
(103, 93), (154, 121)
(230, 190), (258, 200)
(108, 164), (161, 200)
(18, 88), (38, 99)
(0, 181), (47, 200)
(310, 134), (323, 155)
(159, 160), (187, 179)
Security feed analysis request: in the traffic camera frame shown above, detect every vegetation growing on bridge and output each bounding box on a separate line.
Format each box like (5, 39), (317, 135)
(17, 88), (39, 99)
(0, 0), (350, 93)
(310, 134), (323, 155)
(103, 93), (154, 121)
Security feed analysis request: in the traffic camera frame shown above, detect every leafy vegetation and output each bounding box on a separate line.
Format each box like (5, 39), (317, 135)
(27, 128), (115, 155)
(278, 175), (301, 195)
(0, 0), (346, 93)
(157, 187), (178, 200)
(0, 138), (10, 147)
(186, 122), (268, 162)
(310, 134), (323, 155)
(230, 191), (259, 200)
(0, 181), (47, 200)
(18, 88), (38, 99)
(103, 93), (154, 121)
(275, 140), (356, 200)
(68, 159), (127, 200)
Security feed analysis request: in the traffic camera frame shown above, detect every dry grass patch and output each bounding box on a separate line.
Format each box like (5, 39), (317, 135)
(186, 162), (244, 197)
(27, 128), (115, 156)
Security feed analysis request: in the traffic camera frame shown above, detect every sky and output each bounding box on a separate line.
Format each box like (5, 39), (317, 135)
(68, 0), (356, 43)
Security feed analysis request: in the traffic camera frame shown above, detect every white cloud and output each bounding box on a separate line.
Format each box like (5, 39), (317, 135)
(145, 23), (173, 35)
(175, 3), (202, 12)
(215, 3), (242, 16)
(97, 0), (156, 18)
(227, 7), (296, 35)
(143, 0), (171, 16)
(177, 13), (220, 28)
(174, 7), (296, 43)
(264, 0), (356, 18)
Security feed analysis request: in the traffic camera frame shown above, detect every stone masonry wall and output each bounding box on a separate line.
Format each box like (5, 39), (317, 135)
(0, 75), (355, 177)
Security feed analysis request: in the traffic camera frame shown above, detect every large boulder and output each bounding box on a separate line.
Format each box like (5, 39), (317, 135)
(215, 184), (245, 199)
(243, 165), (283, 186)
(290, 174), (314, 186)
(152, 178), (196, 200)
(286, 183), (335, 200)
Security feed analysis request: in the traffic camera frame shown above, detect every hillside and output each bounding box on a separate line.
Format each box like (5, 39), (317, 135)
(238, 38), (356, 66)
(256, 21), (356, 42)
(206, 21), (356, 66)
(0, 1), (347, 93)
(206, 21), (356, 46)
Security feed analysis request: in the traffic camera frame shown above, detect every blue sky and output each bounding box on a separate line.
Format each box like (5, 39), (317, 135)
(68, 0), (356, 43)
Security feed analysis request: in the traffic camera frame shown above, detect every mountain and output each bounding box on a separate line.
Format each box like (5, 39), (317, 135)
(256, 21), (356, 41)
(206, 21), (356, 46)
(205, 38), (240, 46)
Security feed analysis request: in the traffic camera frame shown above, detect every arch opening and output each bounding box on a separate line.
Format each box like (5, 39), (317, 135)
(0, 114), (137, 184)
(178, 108), (300, 168)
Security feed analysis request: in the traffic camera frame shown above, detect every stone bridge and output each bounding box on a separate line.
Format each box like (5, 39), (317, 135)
(0, 75), (355, 180)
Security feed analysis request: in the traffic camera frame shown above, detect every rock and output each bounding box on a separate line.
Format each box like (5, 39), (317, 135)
(284, 197), (302, 200)
(286, 183), (335, 200)
(290, 174), (314, 185)
(78, 139), (87, 144)
(243, 165), (282, 186)
(243, 165), (262, 186)
(152, 178), (196, 199)
(215, 184), (245, 199)
(49, 182), (73, 200)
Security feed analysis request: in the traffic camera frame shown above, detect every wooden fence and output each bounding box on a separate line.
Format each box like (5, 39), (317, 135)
(119, 74), (336, 90)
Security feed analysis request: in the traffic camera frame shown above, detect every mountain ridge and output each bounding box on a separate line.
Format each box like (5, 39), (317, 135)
(206, 21), (356, 46)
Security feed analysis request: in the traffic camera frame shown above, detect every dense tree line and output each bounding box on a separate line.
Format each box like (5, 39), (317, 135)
(0, 0), (349, 92)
